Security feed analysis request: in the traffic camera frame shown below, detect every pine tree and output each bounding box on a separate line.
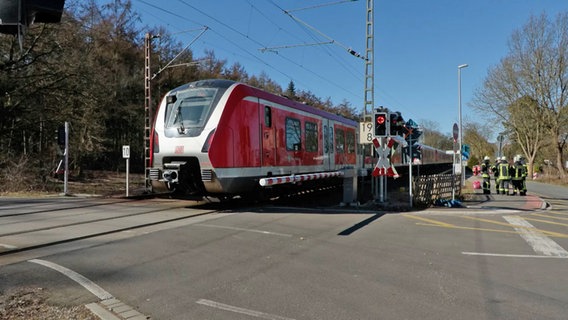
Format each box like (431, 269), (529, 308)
(286, 80), (296, 98)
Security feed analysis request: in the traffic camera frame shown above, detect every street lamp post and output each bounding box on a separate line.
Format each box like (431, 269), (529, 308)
(458, 63), (468, 187)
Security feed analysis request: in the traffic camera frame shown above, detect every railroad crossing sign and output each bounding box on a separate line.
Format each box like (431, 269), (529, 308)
(371, 137), (399, 177)
(403, 125), (413, 139)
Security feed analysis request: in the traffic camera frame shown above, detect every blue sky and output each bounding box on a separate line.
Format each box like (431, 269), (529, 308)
(130, 0), (567, 137)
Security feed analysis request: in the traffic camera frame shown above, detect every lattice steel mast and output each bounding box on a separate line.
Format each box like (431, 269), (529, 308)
(364, 0), (374, 118)
(144, 33), (153, 189)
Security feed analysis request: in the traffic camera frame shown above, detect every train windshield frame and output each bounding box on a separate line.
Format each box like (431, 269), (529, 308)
(164, 87), (218, 134)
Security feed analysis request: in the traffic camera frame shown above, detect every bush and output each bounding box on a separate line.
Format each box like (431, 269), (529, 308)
(0, 154), (60, 193)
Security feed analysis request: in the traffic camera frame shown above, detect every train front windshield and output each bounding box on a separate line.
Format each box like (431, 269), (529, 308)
(164, 87), (218, 136)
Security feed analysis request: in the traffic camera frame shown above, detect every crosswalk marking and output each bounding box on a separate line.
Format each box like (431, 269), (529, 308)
(503, 215), (568, 257)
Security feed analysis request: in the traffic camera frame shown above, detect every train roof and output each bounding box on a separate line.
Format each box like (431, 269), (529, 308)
(167, 79), (358, 127)
(169, 79), (236, 93)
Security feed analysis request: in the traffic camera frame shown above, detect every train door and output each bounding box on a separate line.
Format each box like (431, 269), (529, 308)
(322, 119), (334, 170)
(261, 105), (276, 167)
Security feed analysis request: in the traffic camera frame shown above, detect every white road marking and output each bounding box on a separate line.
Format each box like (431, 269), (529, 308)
(503, 215), (568, 257)
(196, 299), (296, 320)
(29, 259), (149, 319)
(195, 224), (293, 237)
(462, 252), (568, 258)
(29, 259), (114, 300)
(0, 243), (17, 249)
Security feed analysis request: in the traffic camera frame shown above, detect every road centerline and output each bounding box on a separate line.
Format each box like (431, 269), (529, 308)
(196, 299), (296, 320)
(195, 223), (293, 237)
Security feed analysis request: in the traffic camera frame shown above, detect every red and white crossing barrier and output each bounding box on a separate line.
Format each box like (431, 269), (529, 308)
(371, 137), (400, 178)
(259, 171), (344, 187)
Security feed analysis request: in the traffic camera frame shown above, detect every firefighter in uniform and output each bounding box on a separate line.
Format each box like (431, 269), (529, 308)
(498, 156), (511, 195)
(511, 155), (526, 196)
(492, 158), (500, 194)
(480, 156), (492, 194)
(519, 155), (528, 195)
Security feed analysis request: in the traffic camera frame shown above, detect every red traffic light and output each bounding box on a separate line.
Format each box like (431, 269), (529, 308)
(374, 112), (388, 137)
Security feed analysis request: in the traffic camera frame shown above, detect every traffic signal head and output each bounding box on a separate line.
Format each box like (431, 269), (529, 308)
(374, 112), (388, 137)
(0, 0), (65, 35)
(403, 119), (422, 144)
(56, 125), (65, 145)
(389, 112), (404, 136)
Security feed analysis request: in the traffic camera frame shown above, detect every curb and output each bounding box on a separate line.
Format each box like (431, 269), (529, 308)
(86, 298), (150, 320)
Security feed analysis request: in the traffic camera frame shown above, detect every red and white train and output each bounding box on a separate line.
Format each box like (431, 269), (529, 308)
(149, 79), (358, 199)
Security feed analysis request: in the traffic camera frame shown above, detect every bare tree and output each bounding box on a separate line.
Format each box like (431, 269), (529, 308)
(419, 119), (453, 150)
(506, 96), (544, 177)
(472, 12), (568, 178)
(463, 121), (496, 167)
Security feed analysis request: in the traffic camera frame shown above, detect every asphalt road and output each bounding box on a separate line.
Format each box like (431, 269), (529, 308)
(527, 180), (568, 200)
(1, 183), (568, 320)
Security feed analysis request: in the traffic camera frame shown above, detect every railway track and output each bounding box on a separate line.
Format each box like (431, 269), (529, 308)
(0, 185), (349, 265)
(0, 197), (224, 264)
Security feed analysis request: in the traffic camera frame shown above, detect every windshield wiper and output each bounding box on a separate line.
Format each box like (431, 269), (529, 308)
(175, 106), (185, 134)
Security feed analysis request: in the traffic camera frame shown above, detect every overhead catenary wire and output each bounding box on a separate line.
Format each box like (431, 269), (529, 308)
(263, 0), (410, 112)
(260, 0), (363, 84)
(135, 0), (363, 102)
(286, 13), (366, 61)
(136, 0), (203, 26)
(278, 1), (410, 113)
(174, 0), (361, 98)
(245, 0), (310, 47)
(247, 0), (363, 86)
(152, 27), (209, 80)
(268, 0), (366, 61)
(259, 41), (333, 53)
(284, 0), (359, 13)
(135, 0), (295, 80)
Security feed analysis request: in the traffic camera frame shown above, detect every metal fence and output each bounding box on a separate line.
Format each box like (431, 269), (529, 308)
(413, 174), (460, 207)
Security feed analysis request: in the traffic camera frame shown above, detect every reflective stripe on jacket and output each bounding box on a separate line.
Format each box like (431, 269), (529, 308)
(498, 163), (510, 179)
(512, 162), (526, 180)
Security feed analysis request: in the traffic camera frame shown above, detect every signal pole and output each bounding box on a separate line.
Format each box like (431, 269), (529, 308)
(458, 64), (468, 187)
(64, 122), (69, 196)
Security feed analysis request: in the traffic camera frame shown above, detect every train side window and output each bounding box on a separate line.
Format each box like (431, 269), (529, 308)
(285, 117), (301, 151)
(305, 121), (318, 152)
(335, 128), (345, 153)
(327, 126), (334, 154)
(346, 130), (355, 153)
(324, 125), (328, 153)
(264, 106), (272, 127)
